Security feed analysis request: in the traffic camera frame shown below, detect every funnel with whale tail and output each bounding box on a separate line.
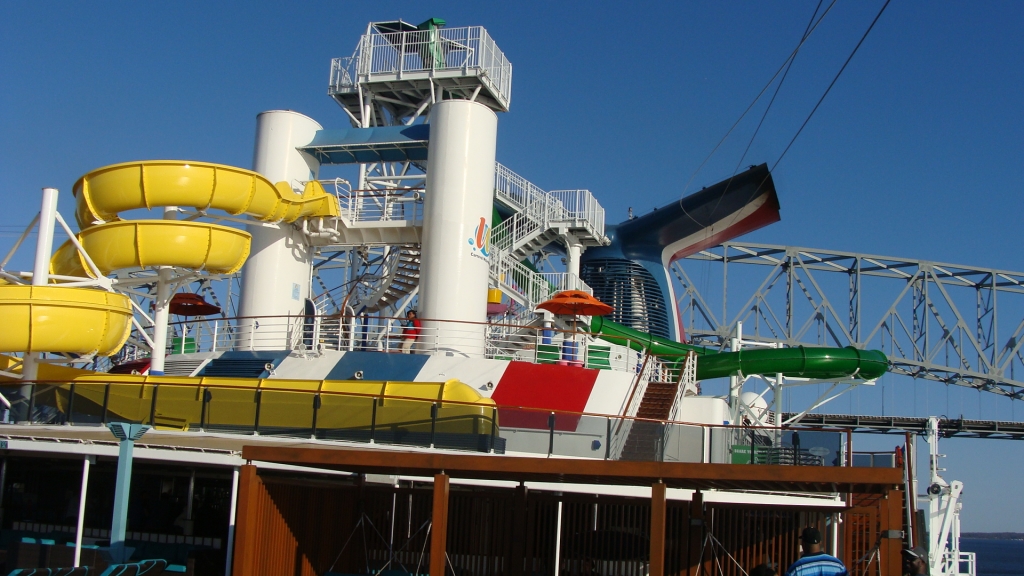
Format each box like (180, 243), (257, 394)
(580, 163), (780, 340)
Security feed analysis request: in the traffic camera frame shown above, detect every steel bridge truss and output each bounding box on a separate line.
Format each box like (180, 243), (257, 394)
(673, 242), (1024, 400)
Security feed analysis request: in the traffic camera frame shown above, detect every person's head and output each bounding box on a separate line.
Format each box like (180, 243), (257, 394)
(750, 564), (776, 576)
(407, 310), (417, 319)
(800, 527), (823, 554)
(902, 546), (927, 574)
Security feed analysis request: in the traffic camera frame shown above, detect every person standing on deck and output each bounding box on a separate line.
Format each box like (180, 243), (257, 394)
(401, 310), (422, 353)
(784, 528), (847, 576)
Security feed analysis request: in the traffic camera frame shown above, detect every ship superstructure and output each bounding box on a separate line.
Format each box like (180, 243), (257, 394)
(0, 18), (966, 576)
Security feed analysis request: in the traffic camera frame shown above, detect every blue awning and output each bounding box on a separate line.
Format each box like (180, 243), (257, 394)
(299, 124), (430, 165)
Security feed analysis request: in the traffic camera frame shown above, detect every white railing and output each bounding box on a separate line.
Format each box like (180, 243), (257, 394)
(667, 352), (699, 422)
(492, 253), (591, 308)
(494, 162), (547, 212)
(153, 314), (644, 370)
(494, 165), (606, 246)
(325, 182), (424, 224)
(549, 189), (605, 238)
(941, 551), (976, 576)
(330, 26), (513, 109)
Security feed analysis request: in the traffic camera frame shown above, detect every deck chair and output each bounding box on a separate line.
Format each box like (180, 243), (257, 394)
(7, 568), (53, 576)
(98, 559), (168, 576)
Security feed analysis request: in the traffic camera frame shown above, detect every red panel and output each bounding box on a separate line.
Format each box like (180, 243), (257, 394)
(491, 362), (599, 430)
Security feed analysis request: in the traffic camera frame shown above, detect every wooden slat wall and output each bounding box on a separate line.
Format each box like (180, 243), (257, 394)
(233, 467), (360, 576)
(233, 469), (898, 576)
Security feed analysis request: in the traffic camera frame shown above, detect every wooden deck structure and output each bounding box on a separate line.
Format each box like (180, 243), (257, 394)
(232, 446), (906, 576)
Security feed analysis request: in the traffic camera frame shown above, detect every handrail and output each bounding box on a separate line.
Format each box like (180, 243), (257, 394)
(0, 377), (865, 433)
(330, 26), (512, 109)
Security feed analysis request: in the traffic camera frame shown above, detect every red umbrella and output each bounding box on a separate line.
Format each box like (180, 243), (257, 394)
(169, 293), (221, 317)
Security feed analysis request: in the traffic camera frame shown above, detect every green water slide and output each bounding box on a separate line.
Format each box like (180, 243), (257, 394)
(589, 316), (888, 381)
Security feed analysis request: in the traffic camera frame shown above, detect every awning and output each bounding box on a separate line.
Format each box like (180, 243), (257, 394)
(299, 124), (430, 165)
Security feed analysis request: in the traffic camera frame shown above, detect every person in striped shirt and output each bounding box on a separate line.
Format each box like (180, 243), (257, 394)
(784, 528), (848, 576)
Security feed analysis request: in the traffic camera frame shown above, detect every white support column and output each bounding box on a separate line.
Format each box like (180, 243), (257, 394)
(564, 235), (583, 278)
(224, 466), (240, 576)
(418, 100), (498, 356)
(20, 188), (59, 421)
(149, 206), (176, 375)
(727, 322), (743, 425)
(73, 455), (95, 567)
(237, 111), (322, 350)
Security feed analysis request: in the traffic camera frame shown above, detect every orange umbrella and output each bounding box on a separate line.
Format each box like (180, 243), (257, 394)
(536, 290), (613, 317)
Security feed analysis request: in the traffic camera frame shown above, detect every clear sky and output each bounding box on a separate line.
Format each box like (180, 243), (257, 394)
(2, 1), (1023, 530)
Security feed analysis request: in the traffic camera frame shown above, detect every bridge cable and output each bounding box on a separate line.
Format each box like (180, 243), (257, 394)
(771, 0), (893, 171)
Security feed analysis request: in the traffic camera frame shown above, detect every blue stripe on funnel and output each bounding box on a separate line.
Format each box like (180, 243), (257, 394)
(325, 351), (431, 382)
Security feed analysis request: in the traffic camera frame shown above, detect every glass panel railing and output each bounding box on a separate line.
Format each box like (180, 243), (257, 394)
(551, 413), (608, 459)
(257, 390), (315, 438)
(661, 423), (704, 463)
(66, 382), (110, 425)
(150, 384), (204, 431)
(203, 387), (257, 435)
(314, 394), (376, 443)
(1, 382), (853, 464)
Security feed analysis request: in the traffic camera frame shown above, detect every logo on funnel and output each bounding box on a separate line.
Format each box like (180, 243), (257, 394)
(468, 216), (490, 260)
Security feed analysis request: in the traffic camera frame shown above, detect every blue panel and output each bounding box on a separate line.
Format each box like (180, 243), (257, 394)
(326, 351), (430, 382)
(300, 125), (430, 165)
(198, 351), (288, 379)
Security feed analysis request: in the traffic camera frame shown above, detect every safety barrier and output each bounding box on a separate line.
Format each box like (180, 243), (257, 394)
(0, 378), (892, 469)
(330, 26), (512, 110)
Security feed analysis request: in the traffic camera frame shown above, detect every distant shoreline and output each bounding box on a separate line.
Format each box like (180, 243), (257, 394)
(961, 533), (1024, 541)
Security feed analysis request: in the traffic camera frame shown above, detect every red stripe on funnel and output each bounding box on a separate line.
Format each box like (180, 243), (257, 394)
(491, 361), (599, 431)
(668, 194), (781, 262)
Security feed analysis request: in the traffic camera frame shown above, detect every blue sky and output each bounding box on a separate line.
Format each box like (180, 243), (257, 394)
(2, 2), (1023, 530)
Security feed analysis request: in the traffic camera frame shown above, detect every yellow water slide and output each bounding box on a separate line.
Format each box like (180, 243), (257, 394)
(53, 160), (338, 279)
(1, 160), (339, 355)
(0, 286), (132, 356)
(0, 161), (498, 434)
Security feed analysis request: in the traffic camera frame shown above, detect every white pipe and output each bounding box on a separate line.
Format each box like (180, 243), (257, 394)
(21, 188), (59, 414)
(224, 466), (240, 576)
(32, 188), (58, 287)
(553, 500), (563, 576)
(73, 455), (94, 567)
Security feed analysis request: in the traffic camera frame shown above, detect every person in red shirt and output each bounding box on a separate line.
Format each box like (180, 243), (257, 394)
(401, 310), (422, 353)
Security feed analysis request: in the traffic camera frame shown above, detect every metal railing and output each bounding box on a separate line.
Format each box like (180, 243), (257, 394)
(549, 189), (605, 238)
(329, 184), (424, 224)
(941, 551), (976, 576)
(494, 163), (547, 212)
(330, 26), (512, 109)
(1, 377), (856, 470)
(492, 253), (592, 308)
(3, 379), (502, 453)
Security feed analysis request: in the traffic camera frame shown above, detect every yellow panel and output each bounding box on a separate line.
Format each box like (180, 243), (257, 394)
(49, 373), (496, 435)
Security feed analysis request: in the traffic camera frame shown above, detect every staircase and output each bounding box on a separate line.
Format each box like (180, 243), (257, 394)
(615, 353), (698, 461)
(618, 381), (677, 461)
(363, 245), (421, 312)
(489, 164), (606, 312)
